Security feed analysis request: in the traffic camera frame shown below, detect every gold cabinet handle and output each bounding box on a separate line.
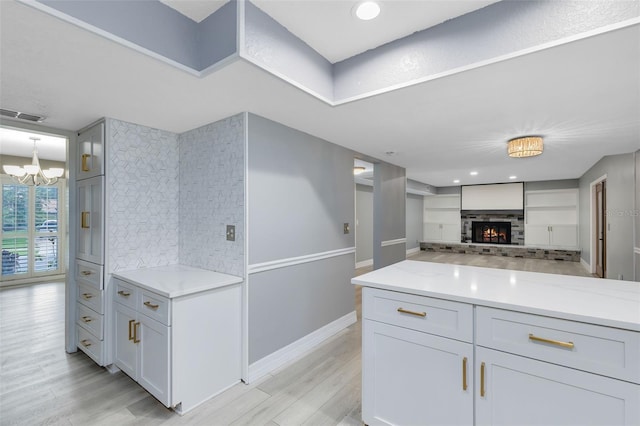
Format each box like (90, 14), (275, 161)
(117, 290), (131, 297)
(144, 301), (159, 310)
(81, 211), (90, 229)
(128, 319), (135, 341)
(81, 339), (92, 347)
(133, 322), (140, 343)
(480, 362), (486, 397)
(529, 333), (574, 349)
(82, 293), (93, 300)
(81, 153), (91, 172)
(397, 307), (426, 317)
(462, 357), (468, 391)
(82, 316), (92, 323)
(81, 270), (92, 276)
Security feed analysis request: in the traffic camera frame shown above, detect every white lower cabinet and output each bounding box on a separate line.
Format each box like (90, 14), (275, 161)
(475, 347), (639, 426)
(112, 276), (242, 414)
(362, 288), (640, 426)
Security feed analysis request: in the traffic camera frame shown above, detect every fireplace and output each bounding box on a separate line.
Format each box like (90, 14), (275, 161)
(472, 221), (511, 245)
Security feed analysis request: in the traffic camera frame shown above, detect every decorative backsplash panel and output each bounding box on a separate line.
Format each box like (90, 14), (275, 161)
(178, 113), (245, 277)
(108, 119), (180, 272)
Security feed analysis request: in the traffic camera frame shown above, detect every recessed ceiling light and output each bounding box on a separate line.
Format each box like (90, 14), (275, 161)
(509, 175), (517, 180)
(470, 171), (478, 176)
(453, 179), (460, 184)
(354, 1), (381, 21)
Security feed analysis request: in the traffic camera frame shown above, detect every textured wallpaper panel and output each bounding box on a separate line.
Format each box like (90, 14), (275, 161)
(108, 119), (180, 272)
(178, 113), (245, 277)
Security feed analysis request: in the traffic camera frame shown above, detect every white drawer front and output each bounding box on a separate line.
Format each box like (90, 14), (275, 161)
(75, 259), (103, 290)
(77, 282), (104, 314)
(476, 307), (640, 384)
(76, 303), (103, 340)
(363, 287), (473, 342)
(139, 290), (170, 326)
(77, 326), (104, 365)
(114, 278), (137, 309)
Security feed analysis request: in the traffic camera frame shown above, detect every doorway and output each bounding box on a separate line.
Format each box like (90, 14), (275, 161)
(354, 159), (374, 271)
(592, 177), (607, 278)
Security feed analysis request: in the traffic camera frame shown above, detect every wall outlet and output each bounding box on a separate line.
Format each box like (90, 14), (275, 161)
(226, 225), (235, 241)
(344, 223), (350, 234)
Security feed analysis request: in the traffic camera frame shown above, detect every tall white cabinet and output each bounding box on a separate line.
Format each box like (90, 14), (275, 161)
(525, 189), (578, 248)
(423, 194), (461, 243)
(74, 120), (108, 365)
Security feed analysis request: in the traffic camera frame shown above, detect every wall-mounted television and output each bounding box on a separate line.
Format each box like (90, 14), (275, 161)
(461, 182), (524, 211)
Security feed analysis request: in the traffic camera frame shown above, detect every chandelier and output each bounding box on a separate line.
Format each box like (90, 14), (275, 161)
(507, 136), (544, 158)
(2, 137), (64, 186)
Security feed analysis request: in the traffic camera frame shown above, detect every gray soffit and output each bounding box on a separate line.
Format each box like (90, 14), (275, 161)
(26, 0), (640, 105)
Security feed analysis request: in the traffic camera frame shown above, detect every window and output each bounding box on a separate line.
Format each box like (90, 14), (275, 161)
(1, 178), (65, 282)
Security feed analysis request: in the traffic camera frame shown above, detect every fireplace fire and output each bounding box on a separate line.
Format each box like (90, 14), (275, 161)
(472, 221), (511, 244)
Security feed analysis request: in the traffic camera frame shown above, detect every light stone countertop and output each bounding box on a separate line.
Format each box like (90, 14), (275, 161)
(113, 264), (243, 299)
(352, 260), (640, 331)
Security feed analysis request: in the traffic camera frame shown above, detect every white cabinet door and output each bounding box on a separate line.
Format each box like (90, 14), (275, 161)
(76, 176), (103, 264)
(138, 314), (171, 407)
(476, 347), (640, 426)
(77, 122), (104, 180)
(114, 302), (137, 379)
(424, 222), (443, 241)
(524, 225), (550, 246)
(549, 225), (577, 248)
(442, 223), (461, 243)
(363, 320), (473, 426)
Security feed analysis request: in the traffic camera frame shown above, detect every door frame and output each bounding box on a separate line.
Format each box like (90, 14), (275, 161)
(589, 174), (607, 276)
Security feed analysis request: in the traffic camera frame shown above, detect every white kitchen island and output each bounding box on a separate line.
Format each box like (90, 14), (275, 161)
(112, 265), (242, 414)
(352, 260), (640, 426)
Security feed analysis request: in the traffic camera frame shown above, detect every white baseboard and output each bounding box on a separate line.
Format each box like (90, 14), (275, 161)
(356, 259), (373, 269)
(406, 247), (420, 256)
(247, 310), (357, 384)
(580, 257), (591, 273)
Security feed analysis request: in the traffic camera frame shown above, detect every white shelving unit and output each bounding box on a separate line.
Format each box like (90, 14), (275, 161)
(423, 195), (461, 243)
(525, 189), (578, 249)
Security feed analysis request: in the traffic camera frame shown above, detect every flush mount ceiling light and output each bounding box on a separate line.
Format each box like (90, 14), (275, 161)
(354, 1), (381, 20)
(353, 166), (366, 175)
(508, 136), (544, 158)
(2, 137), (64, 186)
(469, 171), (478, 176)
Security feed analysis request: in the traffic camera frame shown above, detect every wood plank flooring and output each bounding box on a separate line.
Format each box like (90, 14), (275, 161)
(0, 253), (588, 425)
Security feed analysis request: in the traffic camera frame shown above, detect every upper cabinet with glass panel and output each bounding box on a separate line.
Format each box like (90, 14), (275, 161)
(77, 121), (105, 180)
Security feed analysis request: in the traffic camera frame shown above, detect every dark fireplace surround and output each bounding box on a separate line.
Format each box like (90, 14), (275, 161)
(472, 221), (512, 245)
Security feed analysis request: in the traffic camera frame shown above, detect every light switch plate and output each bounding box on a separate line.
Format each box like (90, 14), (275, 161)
(226, 225), (235, 241)
(344, 223), (350, 234)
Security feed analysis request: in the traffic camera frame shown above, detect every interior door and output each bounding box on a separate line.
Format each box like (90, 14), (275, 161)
(595, 181), (606, 278)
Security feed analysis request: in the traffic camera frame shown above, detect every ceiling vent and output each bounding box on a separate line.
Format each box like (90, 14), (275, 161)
(0, 108), (46, 123)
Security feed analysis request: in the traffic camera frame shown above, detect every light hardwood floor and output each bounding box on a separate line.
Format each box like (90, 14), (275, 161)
(0, 253), (589, 425)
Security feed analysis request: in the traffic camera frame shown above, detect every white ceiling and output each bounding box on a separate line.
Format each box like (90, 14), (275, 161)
(1, 1), (638, 186)
(160, 0), (228, 23)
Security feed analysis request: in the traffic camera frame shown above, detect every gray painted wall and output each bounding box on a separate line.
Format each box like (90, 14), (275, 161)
(247, 114), (355, 364)
(356, 184), (373, 264)
(579, 152), (636, 281)
(373, 162), (406, 269)
(406, 193), (424, 251)
(526, 179), (579, 191)
(178, 114), (245, 277)
(437, 186), (461, 195)
(635, 151), (639, 281)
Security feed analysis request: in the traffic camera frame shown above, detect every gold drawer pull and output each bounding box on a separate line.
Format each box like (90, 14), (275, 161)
(81, 270), (92, 276)
(462, 357), (468, 391)
(480, 362), (486, 397)
(529, 334), (575, 349)
(81, 339), (92, 347)
(397, 307), (426, 317)
(81, 154), (91, 172)
(82, 293), (93, 300)
(128, 319), (135, 341)
(81, 211), (90, 229)
(117, 290), (131, 297)
(82, 316), (92, 323)
(144, 301), (159, 310)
